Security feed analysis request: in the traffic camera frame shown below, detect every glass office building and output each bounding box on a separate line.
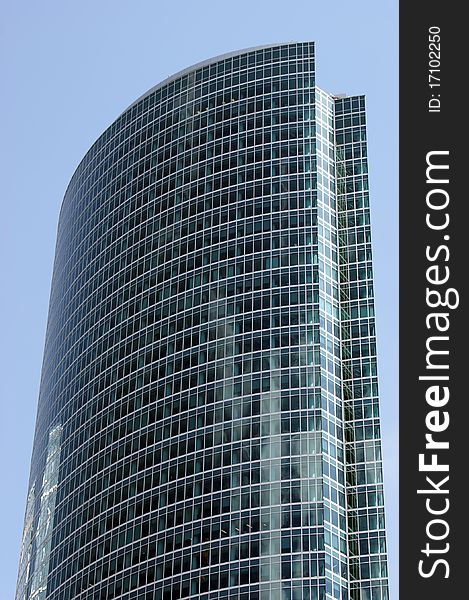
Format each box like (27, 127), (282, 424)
(16, 43), (388, 600)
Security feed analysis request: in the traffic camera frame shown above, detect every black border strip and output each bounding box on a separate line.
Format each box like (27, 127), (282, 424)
(400, 3), (466, 597)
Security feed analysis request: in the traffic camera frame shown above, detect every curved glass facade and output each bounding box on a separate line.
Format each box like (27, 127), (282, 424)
(17, 42), (388, 600)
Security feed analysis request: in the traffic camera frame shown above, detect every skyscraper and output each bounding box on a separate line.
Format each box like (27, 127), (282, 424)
(16, 42), (388, 600)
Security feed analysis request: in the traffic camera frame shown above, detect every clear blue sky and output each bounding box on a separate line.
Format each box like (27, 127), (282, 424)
(0, 1), (398, 597)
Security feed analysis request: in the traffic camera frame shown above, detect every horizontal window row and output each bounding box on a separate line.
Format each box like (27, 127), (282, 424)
(60, 380), (322, 462)
(69, 126), (313, 228)
(76, 321), (319, 377)
(62, 444), (325, 514)
(46, 291), (319, 381)
(54, 524), (330, 589)
(343, 398), (382, 422)
(55, 241), (318, 335)
(343, 381), (379, 401)
(347, 508), (386, 534)
(54, 509), (328, 580)
(53, 215), (318, 331)
(60, 134), (314, 253)
(346, 488), (386, 511)
(86, 309), (317, 370)
(54, 485), (326, 561)
(60, 428), (325, 509)
(345, 441), (382, 465)
(344, 422), (381, 442)
(52, 560), (330, 600)
(63, 385), (321, 477)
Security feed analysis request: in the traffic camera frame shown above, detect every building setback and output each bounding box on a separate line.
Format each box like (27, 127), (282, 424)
(16, 42), (389, 600)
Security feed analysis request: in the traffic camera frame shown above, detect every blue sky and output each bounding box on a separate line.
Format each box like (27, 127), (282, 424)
(0, 1), (398, 597)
